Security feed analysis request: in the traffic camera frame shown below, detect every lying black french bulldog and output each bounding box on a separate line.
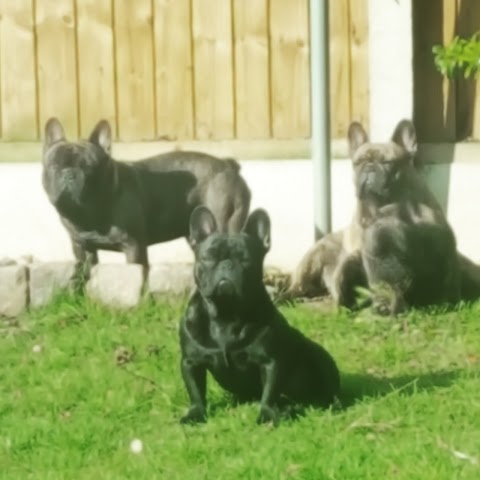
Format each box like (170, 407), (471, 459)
(179, 206), (340, 425)
(42, 118), (251, 279)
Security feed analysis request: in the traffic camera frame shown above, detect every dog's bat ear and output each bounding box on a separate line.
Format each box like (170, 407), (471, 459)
(347, 121), (369, 159)
(89, 120), (112, 154)
(391, 119), (417, 154)
(244, 209), (271, 253)
(44, 118), (65, 148)
(189, 206), (218, 248)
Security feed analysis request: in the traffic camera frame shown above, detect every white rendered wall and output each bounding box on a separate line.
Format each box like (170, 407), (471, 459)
(368, 0), (414, 141)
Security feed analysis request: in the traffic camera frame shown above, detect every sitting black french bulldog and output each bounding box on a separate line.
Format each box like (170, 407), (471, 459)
(179, 206), (340, 425)
(42, 118), (251, 279)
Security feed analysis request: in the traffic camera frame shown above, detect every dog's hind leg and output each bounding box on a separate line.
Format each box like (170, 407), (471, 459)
(124, 242), (149, 283)
(71, 241), (98, 293)
(333, 250), (368, 310)
(226, 200), (250, 234)
(204, 170), (251, 234)
(361, 218), (459, 314)
(289, 231), (344, 298)
(227, 178), (251, 233)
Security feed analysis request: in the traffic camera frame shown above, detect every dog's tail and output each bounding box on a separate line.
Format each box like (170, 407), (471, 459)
(223, 157), (242, 172)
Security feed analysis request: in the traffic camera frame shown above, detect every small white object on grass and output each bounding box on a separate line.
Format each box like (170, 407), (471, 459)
(130, 438), (143, 454)
(32, 344), (42, 353)
(452, 449), (478, 465)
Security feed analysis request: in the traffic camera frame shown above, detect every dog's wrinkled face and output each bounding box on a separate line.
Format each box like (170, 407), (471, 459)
(189, 207), (271, 307)
(42, 118), (114, 211)
(349, 120), (417, 205)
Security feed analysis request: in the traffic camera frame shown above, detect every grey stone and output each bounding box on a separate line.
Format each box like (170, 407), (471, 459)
(18, 255), (38, 266)
(148, 263), (194, 298)
(29, 262), (76, 308)
(0, 265), (28, 317)
(86, 264), (144, 309)
(0, 256), (39, 268)
(0, 258), (16, 267)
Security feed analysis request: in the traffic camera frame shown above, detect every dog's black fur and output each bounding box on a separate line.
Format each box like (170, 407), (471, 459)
(42, 118), (251, 278)
(179, 206), (340, 425)
(291, 120), (462, 315)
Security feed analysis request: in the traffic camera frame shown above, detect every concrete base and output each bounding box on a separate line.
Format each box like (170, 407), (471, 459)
(1, 158), (480, 272)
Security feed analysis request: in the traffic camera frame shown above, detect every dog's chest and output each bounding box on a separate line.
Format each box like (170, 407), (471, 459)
(206, 319), (255, 369)
(209, 320), (242, 348)
(67, 222), (129, 249)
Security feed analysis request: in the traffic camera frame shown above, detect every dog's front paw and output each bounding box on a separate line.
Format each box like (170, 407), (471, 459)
(372, 295), (405, 317)
(256, 405), (279, 426)
(180, 406), (207, 425)
(69, 276), (86, 296)
(372, 299), (392, 316)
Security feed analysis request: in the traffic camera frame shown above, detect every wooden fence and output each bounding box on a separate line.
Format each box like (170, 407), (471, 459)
(0, 0), (368, 143)
(413, 0), (480, 142)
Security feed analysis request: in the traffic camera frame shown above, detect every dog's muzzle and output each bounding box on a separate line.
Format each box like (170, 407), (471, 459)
(358, 164), (388, 199)
(57, 168), (85, 202)
(214, 278), (236, 297)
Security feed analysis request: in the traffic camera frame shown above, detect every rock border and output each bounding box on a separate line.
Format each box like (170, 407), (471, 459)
(0, 258), (291, 317)
(0, 259), (195, 317)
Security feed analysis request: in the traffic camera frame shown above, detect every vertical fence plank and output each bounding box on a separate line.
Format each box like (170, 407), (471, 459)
(455, 0), (480, 140)
(76, 0), (116, 138)
(328, 0), (351, 138)
(192, 0), (234, 139)
(113, 0), (155, 141)
(442, 0), (457, 139)
(35, 0), (78, 138)
(233, 0), (270, 139)
(467, 0), (480, 140)
(348, 0), (369, 130)
(153, 0), (193, 140)
(0, 1), (37, 140)
(269, 0), (310, 139)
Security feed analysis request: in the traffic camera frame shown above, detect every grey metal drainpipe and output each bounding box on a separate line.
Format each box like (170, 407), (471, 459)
(309, 0), (331, 240)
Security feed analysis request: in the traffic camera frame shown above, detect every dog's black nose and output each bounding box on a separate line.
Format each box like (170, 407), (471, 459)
(216, 279), (235, 296)
(363, 162), (377, 174)
(62, 168), (77, 183)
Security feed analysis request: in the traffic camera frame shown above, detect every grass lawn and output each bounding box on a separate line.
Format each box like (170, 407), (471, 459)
(1, 294), (480, 479)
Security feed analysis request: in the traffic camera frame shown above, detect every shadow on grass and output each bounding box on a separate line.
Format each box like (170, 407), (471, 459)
(208, 394), (314, 423)
(338, 368), (462, 409)
(205, 369), (463, 423)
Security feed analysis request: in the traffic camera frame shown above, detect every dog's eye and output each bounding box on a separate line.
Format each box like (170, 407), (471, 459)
(200, 256), (216, 266)
(241, 257), (252, 267)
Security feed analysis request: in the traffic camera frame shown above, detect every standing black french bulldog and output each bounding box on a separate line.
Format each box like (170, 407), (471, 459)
(42, 118), (251, 280)
(179, 206), (340, 425)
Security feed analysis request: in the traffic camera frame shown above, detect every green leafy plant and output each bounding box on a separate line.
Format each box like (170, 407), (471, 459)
(433, 31), (480, 78)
